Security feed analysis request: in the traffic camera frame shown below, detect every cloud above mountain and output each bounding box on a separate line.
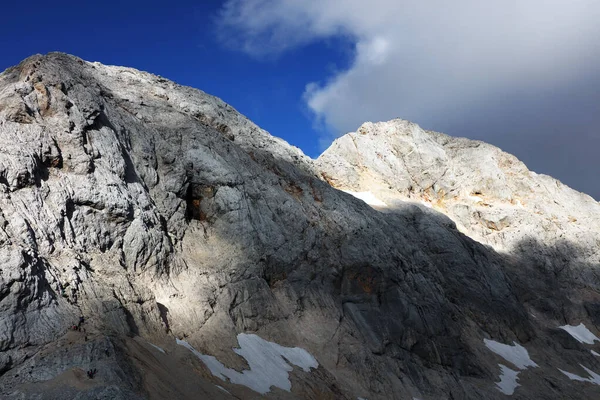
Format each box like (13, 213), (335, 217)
(216, 0), (600, 198)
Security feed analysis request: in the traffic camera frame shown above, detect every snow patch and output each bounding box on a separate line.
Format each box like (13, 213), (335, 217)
(559, 365), (600, 385)
(484, 339), (538, 369)
(484, 339), (537, 395)
(176, 334), (318, 394)
(495, 364), (520, 395)
(592, 350), (600, 357)
(342, 190), (387, 207)
(559, 323), (600, 344)
(216, 385), (230, 394)
(148, 342), (166, 354)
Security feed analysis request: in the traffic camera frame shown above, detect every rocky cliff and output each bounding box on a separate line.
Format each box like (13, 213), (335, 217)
(0, 53), (599, 399)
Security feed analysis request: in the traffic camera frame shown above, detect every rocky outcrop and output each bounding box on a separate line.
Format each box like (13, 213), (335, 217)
(0, 53), (599, 399)
(317, 119), (600, 256)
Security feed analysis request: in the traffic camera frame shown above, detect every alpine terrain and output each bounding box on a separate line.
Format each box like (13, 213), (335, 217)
(0, 53), (599, 399)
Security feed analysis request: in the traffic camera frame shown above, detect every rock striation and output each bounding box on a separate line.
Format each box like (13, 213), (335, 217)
(0, 53), (599, 399)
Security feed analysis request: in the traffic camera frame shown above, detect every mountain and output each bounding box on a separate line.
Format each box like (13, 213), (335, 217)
(0, 53), (599, 399)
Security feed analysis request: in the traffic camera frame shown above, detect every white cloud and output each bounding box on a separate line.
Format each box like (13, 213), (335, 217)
(217, 0), (600, 148)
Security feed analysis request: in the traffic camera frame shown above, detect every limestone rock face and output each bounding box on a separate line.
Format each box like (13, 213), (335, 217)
(318, 118), (600, 269)
(0, 54), (599, 399)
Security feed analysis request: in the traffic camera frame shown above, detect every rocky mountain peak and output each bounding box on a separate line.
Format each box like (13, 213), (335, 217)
(318, 118), (600, 254)
(0, 54), (599, 399)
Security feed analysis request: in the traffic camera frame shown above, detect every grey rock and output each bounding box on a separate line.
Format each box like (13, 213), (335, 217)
(0, 53), (598, 399)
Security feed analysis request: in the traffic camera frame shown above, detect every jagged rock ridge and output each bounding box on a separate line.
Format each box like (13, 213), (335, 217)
(0, 53), (599, 399)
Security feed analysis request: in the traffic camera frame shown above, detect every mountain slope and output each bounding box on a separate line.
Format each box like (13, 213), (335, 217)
(0, 53), (599, 399)
(317, 119), (600, 255)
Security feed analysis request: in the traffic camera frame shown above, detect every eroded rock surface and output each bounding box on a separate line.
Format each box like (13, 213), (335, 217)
(0, 53), (599, 399)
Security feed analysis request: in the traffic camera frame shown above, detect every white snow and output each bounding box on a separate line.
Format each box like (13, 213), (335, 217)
(495, 364), (520, 395)
(592, 350), (600, 357)
(559, 323), (600, 344)
(484, 339), (538, 370)
(147, 342), (166, 354)
(342, 190), (387, 207)
(176, 334), (318, 394)
(484, 339), (537, 395)
(560, 369), (587, 382)
(216, 385), (230, 394)
(559, 365), (600, 385)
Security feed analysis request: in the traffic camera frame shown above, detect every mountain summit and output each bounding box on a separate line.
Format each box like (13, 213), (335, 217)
(0, 53), (599, 399)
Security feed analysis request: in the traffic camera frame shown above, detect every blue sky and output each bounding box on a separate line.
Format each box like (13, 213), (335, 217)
(0, 1), (343, 157)
(1, 0), (599, 198)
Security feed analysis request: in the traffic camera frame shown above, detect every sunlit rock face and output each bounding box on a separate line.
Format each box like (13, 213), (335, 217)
(0, 53), (599, 399)
(317, 119), (600, 256)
